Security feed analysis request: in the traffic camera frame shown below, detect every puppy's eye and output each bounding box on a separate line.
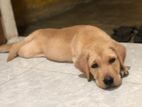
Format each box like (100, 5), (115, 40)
(91, 63), (99, 68)
(109, 58), (116, 64)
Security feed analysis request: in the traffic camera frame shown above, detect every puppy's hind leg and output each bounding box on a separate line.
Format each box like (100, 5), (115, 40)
(7, 35), (35, 62)
(18, 40), (44, 59)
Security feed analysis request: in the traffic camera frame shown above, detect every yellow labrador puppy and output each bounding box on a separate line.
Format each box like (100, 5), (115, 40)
(0, 25), (129, 89)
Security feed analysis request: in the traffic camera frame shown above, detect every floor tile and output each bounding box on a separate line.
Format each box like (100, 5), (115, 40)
(0, 67), (29, 85)
(123, 43), (142, 84)
(0, 68), (142, 107)
(0, 54), (46, 86)
(0, 43), (142, 107)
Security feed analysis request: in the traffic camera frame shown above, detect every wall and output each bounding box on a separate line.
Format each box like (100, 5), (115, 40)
(11, 0), (90, 27)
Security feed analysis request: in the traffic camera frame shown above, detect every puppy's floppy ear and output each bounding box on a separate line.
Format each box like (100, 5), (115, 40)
(110, 42), (129, 74)
(111, 42), (126, 66)
(74, 52), (93, 81)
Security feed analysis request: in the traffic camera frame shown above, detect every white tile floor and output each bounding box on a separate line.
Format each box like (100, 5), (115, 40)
(0, 43), (142, 107)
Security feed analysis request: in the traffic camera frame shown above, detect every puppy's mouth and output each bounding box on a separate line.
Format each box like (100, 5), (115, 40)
(95, 75), (122, 89)
(96, 82), (120, 90)
(103, 80), (122, 90)
(105, 81), (120, 88)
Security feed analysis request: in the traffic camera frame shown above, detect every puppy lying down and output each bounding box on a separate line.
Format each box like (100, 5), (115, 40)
(0, 25), (129, 89)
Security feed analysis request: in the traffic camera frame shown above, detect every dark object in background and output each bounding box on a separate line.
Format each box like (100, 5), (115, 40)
(112, 26), (136, 42)
(0, 17), (7, 45)
(112, 26), (142, 43)
(133, 27), (142, 43)
(0, 35), (7, 45)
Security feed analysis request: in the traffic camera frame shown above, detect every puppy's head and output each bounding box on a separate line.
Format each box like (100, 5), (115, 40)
(75, 42), (128, 89)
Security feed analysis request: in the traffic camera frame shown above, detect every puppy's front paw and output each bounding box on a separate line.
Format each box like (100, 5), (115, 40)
(120, 66), (130, 77)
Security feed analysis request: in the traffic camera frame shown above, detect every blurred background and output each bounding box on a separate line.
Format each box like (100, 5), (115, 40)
(1, 0), (142, 44)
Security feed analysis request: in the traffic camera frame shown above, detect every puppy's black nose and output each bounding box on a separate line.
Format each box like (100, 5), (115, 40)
(103, 76), (114, 86)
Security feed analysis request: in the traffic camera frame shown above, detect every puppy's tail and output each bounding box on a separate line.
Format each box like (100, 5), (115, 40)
(0, 43), (20, 62)
(0, 43), (13, 53)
